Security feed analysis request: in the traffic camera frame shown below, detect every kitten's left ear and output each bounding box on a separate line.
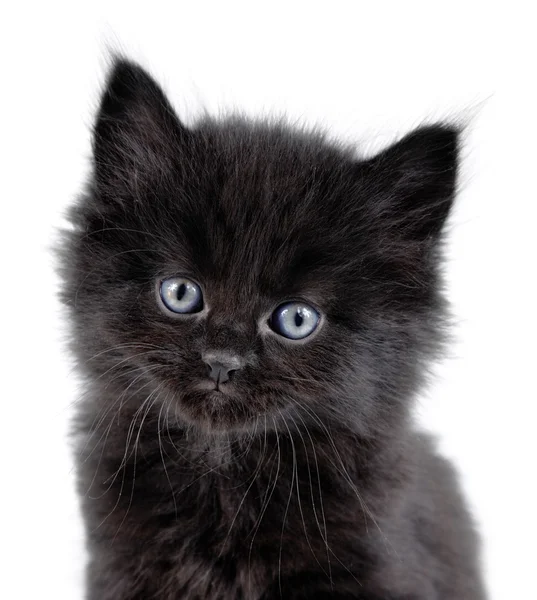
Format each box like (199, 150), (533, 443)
(92, 58), (187, 202)
(364, 125), (459, 242)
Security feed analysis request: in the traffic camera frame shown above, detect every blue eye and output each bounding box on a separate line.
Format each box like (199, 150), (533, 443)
(159, 277), (203, 314)
(270, 302), (320, 340)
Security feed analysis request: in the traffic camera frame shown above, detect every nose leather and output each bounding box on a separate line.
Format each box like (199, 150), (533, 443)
(202, 352), (244, 385)
(206, 362), (233, 384)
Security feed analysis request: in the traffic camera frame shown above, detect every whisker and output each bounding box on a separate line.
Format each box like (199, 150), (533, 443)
(289, 406), (363, 588)
(217, 418), (263, 558)
(278, 409), (328, 579)
(91, 384), (162, 530)
(277, 415), (294, 597)
(112, 385), (165, 540)
(287, 411), (333, 588)
(80, 365), (162, 467)
(157, 392), (178, 519)
(247, 415), (277, 594)
(296, 401), (394, 556)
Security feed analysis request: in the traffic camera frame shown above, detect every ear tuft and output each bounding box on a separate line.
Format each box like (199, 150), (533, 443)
(367, 125), (460, 242)
(92, 58), (185, 203)
(97, 59), (168, 121)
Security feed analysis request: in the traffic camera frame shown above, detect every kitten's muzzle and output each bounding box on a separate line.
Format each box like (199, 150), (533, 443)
(202, 351), (244, 385)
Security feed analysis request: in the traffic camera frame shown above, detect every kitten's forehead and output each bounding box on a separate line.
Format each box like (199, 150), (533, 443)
(171, 146), (344, 291)
(175, 123), (354, 294)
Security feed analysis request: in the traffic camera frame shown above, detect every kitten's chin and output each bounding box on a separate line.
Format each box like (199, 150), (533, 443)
(172, 386), (259, 434)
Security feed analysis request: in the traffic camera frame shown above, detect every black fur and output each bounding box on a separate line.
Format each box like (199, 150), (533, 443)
(59, 59), (486, 599)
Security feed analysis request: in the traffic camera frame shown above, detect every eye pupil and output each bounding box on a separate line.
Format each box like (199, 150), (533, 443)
(176, 283), (186, 300)
(295, 311), (303, 327)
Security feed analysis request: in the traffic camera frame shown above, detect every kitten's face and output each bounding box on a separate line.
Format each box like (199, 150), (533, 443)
(63, 61), (458, 434)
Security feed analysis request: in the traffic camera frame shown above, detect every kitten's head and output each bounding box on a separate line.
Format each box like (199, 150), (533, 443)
(61, 60), (458, 436)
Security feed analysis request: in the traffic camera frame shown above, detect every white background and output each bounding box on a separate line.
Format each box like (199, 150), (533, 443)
(1, 2), (535, 598)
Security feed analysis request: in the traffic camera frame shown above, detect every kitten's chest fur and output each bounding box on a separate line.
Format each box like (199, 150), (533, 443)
(80, 400), (379, 599)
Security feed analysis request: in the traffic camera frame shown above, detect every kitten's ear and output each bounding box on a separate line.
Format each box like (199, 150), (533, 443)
(364, 125), (459, 242)
(92, 58), (186, 202)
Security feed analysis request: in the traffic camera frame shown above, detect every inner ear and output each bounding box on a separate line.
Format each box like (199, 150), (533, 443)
(92, 58), (188, 203)
(363, 125), (460, 242)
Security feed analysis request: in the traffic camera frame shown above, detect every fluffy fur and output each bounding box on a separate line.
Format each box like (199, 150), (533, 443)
(59, 59), (486, 599)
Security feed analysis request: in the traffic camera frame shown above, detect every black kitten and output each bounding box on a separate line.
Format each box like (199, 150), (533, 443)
(60, 59), (486, 599)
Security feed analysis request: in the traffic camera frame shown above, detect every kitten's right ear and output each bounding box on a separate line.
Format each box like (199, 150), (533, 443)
(92, 58), (187, 203)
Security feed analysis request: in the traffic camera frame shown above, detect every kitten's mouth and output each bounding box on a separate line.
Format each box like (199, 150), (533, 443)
(193, 380), (233, 395)
(172, 379), (254, 432)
